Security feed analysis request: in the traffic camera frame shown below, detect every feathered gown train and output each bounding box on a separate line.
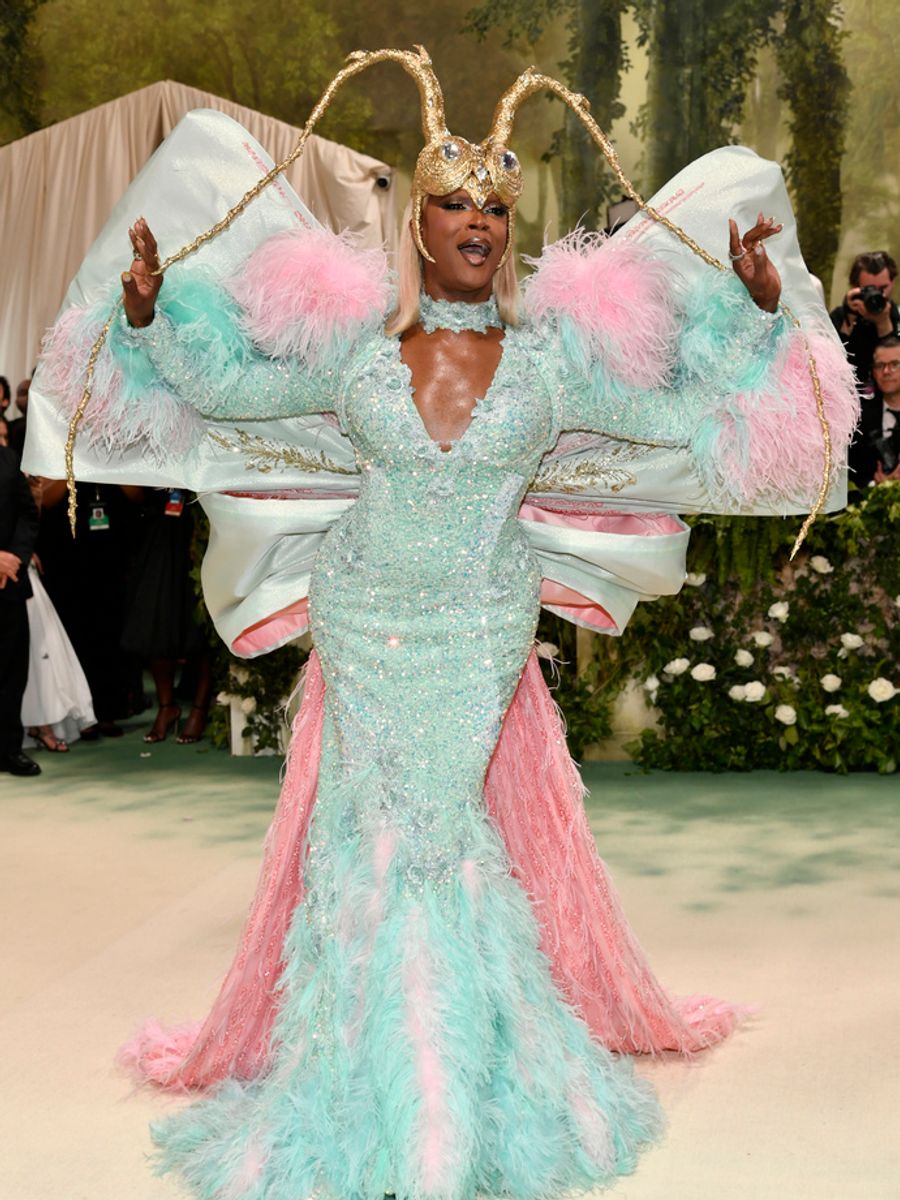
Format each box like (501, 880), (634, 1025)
(123, 651), (740, 1103)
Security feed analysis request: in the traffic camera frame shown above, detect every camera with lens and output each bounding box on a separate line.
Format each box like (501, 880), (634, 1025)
(868, 427), (900, 475)
(847, 284), (888, 316)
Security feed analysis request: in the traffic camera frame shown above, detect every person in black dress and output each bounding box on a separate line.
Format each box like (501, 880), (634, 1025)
(0, 445), (40, 775)
(120, 488), (212, 743)
(37, 480), (142, 735)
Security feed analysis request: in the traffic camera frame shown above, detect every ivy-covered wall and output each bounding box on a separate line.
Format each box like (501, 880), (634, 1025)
(541, 484), (899, 773)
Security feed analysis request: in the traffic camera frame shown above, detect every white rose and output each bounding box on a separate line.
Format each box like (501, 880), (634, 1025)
(895, 596), (900, 609)
(743, 681), (766, 702)
(809, 555), (833, 574)
(690, 663), (716, 681)
(643, 675), (660, 692)
(536, 641), (560, 659)
(664, 658), (690, 676)
(684, 572), (707, 587)
(734, 649), (754, 668)
(768, 601), (790, 622)
(239, 697), (257, 714)
(728, 684), (747, 701)
(689, 626), (714, 641)
(820, 674), (842, 693)
(840, 633), (863, 650)
(825, 704), (849, 719)
(216, 691), (231, 704)
(772, 666), (796, 680)
(867, 678), (897, 703)
(751, 631), (774, 648)
(774, 704), (797, 725)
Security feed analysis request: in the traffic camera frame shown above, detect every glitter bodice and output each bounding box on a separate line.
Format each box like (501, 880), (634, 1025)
(300, 323), (556, 891)
(340, 327), (555, 476)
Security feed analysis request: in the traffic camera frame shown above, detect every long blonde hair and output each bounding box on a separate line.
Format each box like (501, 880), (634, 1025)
(385, 205), (521, 337)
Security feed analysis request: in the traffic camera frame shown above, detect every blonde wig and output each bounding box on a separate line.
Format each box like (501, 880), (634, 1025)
(385, 205), (521, 338)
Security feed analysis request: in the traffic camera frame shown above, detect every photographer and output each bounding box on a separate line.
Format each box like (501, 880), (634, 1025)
(830, 251), (899, 387)
(849, 335), (900, 487)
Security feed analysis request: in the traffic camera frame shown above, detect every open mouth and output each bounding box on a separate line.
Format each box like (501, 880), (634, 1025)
(458, 239), (491, 266)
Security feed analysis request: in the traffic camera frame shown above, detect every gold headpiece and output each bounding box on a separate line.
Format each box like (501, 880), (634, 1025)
(65, 48), (833, 557)
(336, 48), (527, 267)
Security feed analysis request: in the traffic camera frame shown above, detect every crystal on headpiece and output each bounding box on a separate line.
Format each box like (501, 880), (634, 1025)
(474, 164), (489, 182)
(501, 149), (519, 171)
(441, 141), (461, 161)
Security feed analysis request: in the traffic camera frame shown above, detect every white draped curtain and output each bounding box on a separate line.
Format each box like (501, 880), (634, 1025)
(0, 80), (397, 394)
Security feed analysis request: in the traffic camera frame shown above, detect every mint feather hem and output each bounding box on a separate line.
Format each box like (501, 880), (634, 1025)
(149, 752), (662, 1200)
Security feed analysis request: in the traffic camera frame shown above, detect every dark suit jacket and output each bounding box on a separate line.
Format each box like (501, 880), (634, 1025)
(848, 394), (899, 488)
(6, 417), (27, 463)
(829, 301), (900, 386)
(0, 447), (39, 603)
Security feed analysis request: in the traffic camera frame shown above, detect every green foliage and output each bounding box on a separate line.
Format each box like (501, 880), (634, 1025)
(33, 0), (370, 146)
(0, 0), (47, 142)
(535, 615), (617, 758)
(775, 0), (850, 294)
(632, 0), (782, 192)
(683, 512), (790, 590)
(217, 646), (309, 754)
(545, 486), (900, 772)
(465, 0), (631, 228)
(188, 509), (308, 756)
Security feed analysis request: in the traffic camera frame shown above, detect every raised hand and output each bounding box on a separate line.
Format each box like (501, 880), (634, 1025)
(122, 217), (163, 327)
(728, 213), (782, 313)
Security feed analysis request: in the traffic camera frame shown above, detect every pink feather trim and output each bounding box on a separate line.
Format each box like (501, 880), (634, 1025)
(38, 303), (201, 460)
(227, 227), (391, 365)
(700, 328), (859, 503)
(524, 229), (679, 390)
(40, 306), (118, 424)
(116, 1018), (202, 1088)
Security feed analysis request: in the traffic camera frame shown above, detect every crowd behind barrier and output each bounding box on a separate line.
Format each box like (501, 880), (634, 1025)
(1, 246), (899, 775)
(0, 382), (213, 774)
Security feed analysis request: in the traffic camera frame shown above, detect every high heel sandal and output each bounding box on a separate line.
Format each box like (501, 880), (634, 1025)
(143, 703), (181, 744)
(27, 726), (69, 752)
(176, 704), (209, 745)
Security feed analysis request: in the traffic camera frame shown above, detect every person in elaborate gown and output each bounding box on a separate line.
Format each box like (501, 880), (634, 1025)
(30, 48), (857, 1200)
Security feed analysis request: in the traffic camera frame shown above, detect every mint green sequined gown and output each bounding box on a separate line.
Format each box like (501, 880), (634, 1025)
(123, 291), (665, 1198)
(29, 112), (858, 1199)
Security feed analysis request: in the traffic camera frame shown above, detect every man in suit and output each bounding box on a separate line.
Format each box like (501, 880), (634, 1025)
(6, 378), (30, 462)
(849, 335), (900, 488)
(830, 252), (899, 388)
(0, 444), (41, 775)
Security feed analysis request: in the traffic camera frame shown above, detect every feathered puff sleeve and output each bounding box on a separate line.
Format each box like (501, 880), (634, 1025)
(525, 232), (859, 510)
(39, 227), (391, 464)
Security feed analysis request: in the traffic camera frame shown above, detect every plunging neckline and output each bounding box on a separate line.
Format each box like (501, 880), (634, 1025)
(396, 332), (507, 453)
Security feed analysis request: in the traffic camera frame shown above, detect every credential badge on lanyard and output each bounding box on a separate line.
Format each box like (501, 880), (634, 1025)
(165, 488), (185, 518)
(89, 486), (109, 532)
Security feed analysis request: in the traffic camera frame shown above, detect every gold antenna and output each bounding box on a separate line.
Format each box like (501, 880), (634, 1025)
(490, 68), (834, 557)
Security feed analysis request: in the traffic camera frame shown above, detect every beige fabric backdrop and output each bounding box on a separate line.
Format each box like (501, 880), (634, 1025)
(0, 80), (398, 393)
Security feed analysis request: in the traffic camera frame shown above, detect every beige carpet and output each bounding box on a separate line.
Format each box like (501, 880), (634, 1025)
(3, 723), (899, 1200)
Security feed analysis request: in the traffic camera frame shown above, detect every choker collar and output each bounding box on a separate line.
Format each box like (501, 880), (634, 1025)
(419, 293), (502, 335)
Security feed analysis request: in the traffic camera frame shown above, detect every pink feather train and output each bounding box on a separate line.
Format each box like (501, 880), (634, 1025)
(119, 650), (744, 1093)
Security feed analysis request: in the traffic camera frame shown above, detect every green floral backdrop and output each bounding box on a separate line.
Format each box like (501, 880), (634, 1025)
(541, 483), (899, 772)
